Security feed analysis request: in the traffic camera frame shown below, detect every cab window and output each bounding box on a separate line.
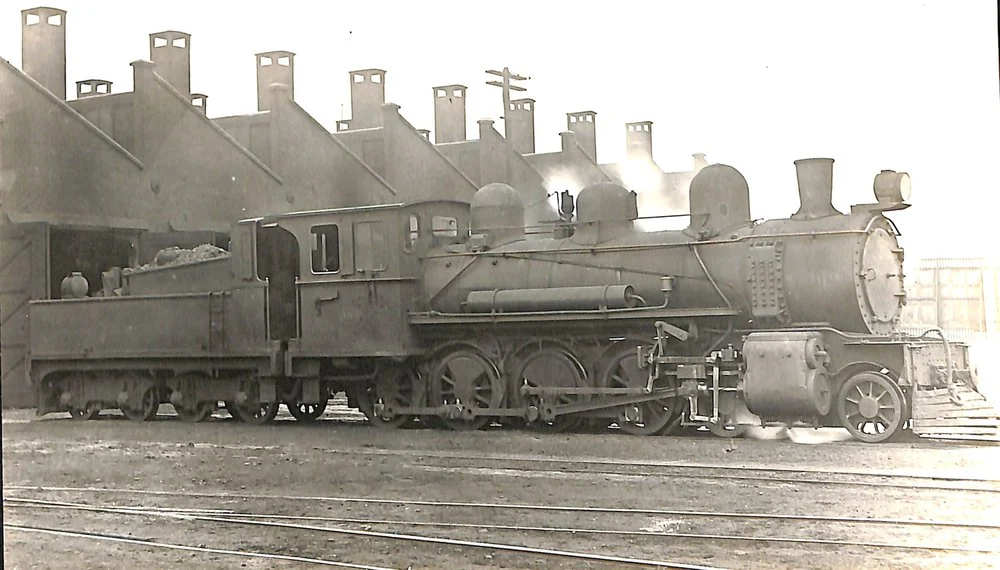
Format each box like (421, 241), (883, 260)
(432, 216), (458, 237)
(310, 224), (340, 273)
(404, 215), (419, 252)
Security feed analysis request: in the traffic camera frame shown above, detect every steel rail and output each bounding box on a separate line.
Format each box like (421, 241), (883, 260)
(3, 522), (391, 569)
(6, 489), (997, 530)
(406, 462), (1000, 493)
(6, 498), (997, 556)
(322, 447), (1000, 484)
(169, 512), (1000, 555)
(3, 499), (720, 570)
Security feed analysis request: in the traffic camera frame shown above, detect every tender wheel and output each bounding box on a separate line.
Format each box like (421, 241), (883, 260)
(121, 388), (159, 422)
(70, 402), (101, 421)
(288, 398), (328, 422)
(233, 401), (280, 425)
(356, 365), (422, 428)
(430, 348), (503, 431)
(176, 402), (214, 423)
(836, 371), (906, 443)
(601, 343), (681, 436)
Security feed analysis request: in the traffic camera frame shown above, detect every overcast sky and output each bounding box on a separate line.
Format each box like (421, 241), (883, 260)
(2, 1), (998, 260)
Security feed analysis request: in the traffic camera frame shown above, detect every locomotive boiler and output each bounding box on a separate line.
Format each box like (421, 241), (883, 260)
(26, 157), (996, 443)
(421, 158), (906, 335)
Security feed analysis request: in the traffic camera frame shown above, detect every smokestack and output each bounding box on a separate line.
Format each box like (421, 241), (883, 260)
(433, 84), (467, 144)
(149, 31), (191, 95)
(22, 7), (67, 99)
(256, 51), (294, 112)
(507, 98), (535, 154)
(626, 121), (653, 161)
(347, 69), (386, 129)
(75, 79), (112, 98)
(791, 158), (843, 220)
(567, 111), (597, 162)
(693, 152), (708, 171)
(191, 93), (208, 115)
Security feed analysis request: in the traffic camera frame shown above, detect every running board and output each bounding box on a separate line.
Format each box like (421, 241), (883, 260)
(911, 384), (1000, 442)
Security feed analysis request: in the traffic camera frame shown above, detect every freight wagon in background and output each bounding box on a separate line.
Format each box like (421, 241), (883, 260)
(900, 257), (1000, 402)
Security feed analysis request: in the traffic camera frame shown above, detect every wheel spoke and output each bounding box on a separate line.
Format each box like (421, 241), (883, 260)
(837, 372), (904, 443)
(601, 344), (678, 436)
(431, 350), (501, 431)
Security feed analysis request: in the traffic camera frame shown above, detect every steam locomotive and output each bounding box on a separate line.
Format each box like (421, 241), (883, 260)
(29, 158), (991, 443)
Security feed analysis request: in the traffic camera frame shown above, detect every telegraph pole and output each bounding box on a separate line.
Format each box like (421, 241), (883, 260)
(486, 67), (529, 141)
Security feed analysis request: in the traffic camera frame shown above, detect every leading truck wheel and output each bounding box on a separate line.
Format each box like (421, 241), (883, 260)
(836, 371), (905, 443)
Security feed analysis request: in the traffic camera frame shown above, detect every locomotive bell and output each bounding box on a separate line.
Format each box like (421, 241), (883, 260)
(873, 170), (911, 204)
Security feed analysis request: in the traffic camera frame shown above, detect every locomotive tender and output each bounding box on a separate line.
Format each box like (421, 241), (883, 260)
(28, 158), (991, 443)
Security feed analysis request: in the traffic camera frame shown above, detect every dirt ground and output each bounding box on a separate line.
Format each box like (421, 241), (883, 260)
(3, 407), (1000, 570)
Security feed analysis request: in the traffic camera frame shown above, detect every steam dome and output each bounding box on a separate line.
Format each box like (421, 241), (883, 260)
(576, 182), (637, 224)
(470, 183), (525, 244)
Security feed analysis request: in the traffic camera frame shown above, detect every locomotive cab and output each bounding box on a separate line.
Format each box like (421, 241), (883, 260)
(246, 200), (471, 363)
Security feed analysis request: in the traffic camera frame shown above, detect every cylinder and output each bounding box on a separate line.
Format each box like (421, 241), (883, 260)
(742, 331), (833, 419)
(464, 285), (638, 312)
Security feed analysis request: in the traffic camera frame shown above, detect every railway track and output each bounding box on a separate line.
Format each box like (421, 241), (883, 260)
(4, 497), (720, 570)
(4, 522), (389, 569)
(323, 447), (1000, 492)
(6, 489), (999, 555)
(8, 409), (999, 568)
(10, 434), (998, 494)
